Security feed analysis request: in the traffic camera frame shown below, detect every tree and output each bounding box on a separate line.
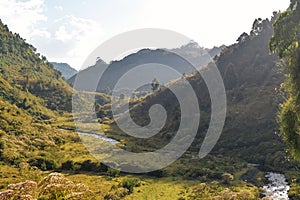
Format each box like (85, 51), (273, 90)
(221, 173), (234, 185)
(269, 0), (300, 159)
(250, 18), (263, 36)
(151, 78), (160, 92)
(237, 32), (249, 43)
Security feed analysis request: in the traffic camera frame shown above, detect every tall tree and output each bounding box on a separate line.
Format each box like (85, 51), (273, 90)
(151, 78), (160, 92)
(270, 0), (300, 158)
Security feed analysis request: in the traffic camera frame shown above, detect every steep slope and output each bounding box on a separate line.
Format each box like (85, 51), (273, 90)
(0, 19), (93, 169)
(51, 62), (77, 80)
(209, 17), (284, 166)
(114, 16), (288, 170)
(0, 95), (80, 168)
(0, 20), (72, 112)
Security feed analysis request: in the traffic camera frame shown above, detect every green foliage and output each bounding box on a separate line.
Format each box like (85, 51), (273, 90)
(111, 16), (286, 170)
(107, 168), (120, 177)
(29, 157), (58, 171)
(79, 160), (101, 172)
(61, 160), (75, 170)
(151, 77), (160, 92)
(179, 182), (260, 200)
(289, 182), (300, 200)
(121, 178), (141, 194)
(270, 0), (300, 159)
(0, 20), (72, 112)
(221, 173), (234, 185)
(147, 169), (167, 177)
(278, 98), (300, 157)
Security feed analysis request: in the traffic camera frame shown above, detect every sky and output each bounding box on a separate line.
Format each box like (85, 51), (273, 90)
(0, 0), (290, 70)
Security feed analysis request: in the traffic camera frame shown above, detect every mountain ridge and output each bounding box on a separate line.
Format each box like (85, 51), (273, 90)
(51, 62), (77, 80)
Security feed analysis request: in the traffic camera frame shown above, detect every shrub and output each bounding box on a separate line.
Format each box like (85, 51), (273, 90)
(61, 160), (74, 170)
(121, 178), (141, 194)
(99, 162), (109, 172)
(0, 141), (5, 149)
(104, 193), (119, 200)
(147, 169), (167, 177)
(221, 173), (234, 185)
(107, 168), (120, 177)
(29, 158), (58, 170)
(38, 173), (94, 199)
(80, 160), (99, 171)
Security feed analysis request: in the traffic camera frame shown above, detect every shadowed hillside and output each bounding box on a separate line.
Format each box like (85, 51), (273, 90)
(68, 43), (224, 94)
(113, 16), (290, 170)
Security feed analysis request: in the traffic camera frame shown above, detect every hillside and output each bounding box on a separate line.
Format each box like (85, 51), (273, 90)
(51, 62), (77, 80)
(0, 18), (86, 164)
(1, 10), (300, 199)
(68, 43), (222, 94)
(0, 20), (73, 112)
(112, 16), (292, 170)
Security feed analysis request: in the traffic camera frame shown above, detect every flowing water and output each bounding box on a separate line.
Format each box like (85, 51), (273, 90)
(60, 128), (119, 144)
(77, 131), (119, 144)
(263, 172), (290, 200)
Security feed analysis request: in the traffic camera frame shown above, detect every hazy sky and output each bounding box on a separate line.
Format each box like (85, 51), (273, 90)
(0, 0), (290, 70)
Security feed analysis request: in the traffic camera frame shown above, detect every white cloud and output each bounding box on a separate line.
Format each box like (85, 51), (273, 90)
(133, 0), (290, 48)
(0, 0), (47, 39)
(31, 28), (51, 39)
(0, 0), (290, 70)
(54, 5), (63, 11)
(0, 0), (104, 69)
(31, 15), (104, 69)
(55, 26), (71, 41)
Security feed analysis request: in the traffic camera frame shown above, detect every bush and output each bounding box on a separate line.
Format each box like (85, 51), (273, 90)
(147, 169), (167, 177)
(61, 160), (74, 170)
(121, 178), (141, 194)
(221, 173), (234, 185)
(80, 160), (99, 171)
(29, 158), (58, 170)
(0, 141), (5, 149)
(99, 162), (109, 173)
(38, 173), (94, 199)
(107, 168), (120, 177)
(104, 194), (119, 200)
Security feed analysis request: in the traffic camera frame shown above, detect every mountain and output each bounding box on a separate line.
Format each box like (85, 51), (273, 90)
(51, 62), (77, 80)
(207, 45), (226, 58)
(0, 19), (91, 170)
(68, 42), (220, 94)
(1, 12), (300, 199)
(112, 16), (290, 170)
(0, 20), (73, 112)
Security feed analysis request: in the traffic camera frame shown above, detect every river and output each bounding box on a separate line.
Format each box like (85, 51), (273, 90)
(60, 128), (119, 144)
(263, 172), (290, 200)
(77, 131), (119, 144)
(62, 128), (291, 199)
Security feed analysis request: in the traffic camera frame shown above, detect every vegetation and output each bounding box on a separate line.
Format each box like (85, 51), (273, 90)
(1, 6), (300, 198)
(51, 62), (77, 80)
(112, 15), (290, 171)
(151, 78), (160, 92)
(269, 0), (300, 159)
(0, 19), (72, 112)
(0, 173), (95, 200)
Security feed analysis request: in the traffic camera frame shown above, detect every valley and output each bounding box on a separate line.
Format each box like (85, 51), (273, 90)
(0, 2), (300, 199)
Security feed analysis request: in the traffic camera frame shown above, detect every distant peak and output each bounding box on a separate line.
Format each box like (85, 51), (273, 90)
(96, 57), (107, 65)
(181, 40), (202, 49)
